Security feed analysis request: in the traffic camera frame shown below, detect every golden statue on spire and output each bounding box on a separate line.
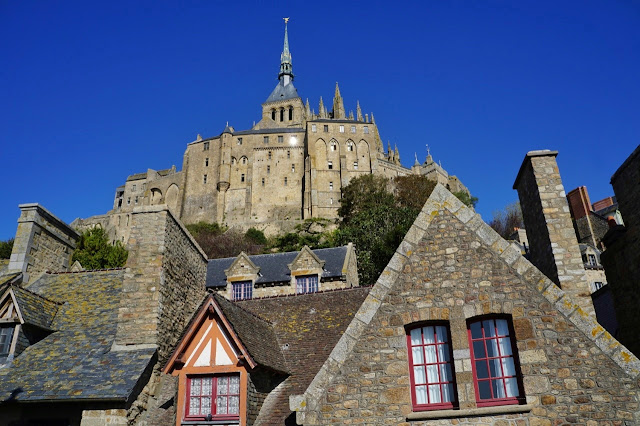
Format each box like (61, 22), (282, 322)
(283, 17), (290, 23)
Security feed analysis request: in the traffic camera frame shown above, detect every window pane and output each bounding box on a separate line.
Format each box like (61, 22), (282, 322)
(493, 378), (506, 398)
(412, 347), (424, 364)
(191, 379), (201, 396)
(505, 377), (519, 397)
(442, 383), (454, 403)
(201, 396), (211, 414)
(428, 385), (441, 403)
(483, 320), (496, 337)
(229, 395), (240, 414)
(229, 376), (240, 394)
(202, 377), (212, 395)
(413, 366), (426, 384)
(217, 396), (228, 414)
(190, 396), (200, 413)
(435, 326), (447, 343)
(470, 321), (483, 339)
(473, 340), (486, 358)
(502, 357), (516, 376)
(486, 338), (498, 357)
(478, 380), (492, 399)
(439, 363), (452, 382)
(422, 327), (435, 344)
(426, 364), (439, 383)
(489, 358), (501, 377)
(437, 342), (450, 362)
(498, 337), (512, 356)
(415, 385), (427, 404)
(496, 319), (509, 337)
(424, 345), (437, 364)
(475, 361), (489, 379)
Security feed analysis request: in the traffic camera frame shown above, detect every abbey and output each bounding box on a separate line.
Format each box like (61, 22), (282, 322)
(82, 21), (467, 240)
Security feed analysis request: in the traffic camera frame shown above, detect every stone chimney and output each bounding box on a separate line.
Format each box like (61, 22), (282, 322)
(513, 150), (594, 316)
(112, 205), (207, 364)
(8, 203), (79, 284)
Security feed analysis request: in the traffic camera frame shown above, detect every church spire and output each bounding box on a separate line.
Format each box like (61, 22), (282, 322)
(332, 82), (346, 119)
(278, 18), (294, 85)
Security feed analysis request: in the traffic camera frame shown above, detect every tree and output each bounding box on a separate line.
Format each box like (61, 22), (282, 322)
(72, 228), (128, 269)
(453, 191), (479, 208)
(338, 174), (395, 224)
(0, 238), (14, 259)
(489, 202), (524, 239)
(394, 175), (437, 210)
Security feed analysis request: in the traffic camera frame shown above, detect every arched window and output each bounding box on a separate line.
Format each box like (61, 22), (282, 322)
(346, 141), (354, 152)
(280, 108), (284, 122)
(330, 140), (337, 152)
(289, 106), (293, 121)
(467, 317), (523, 407)
(271, 109), (276, 121)
(241, 156), (247, 165)
(407, 323), (457, 410)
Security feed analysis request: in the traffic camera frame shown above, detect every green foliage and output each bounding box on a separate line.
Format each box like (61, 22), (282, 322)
(72, 228), (128, 269)
(334, 174), (438, 285)
(269, 219), (334, 252)
(185, 221), (224, 238)
(245, 228), (267, 245)
(0, 238), (14, 259)
(453, 191), (479, 208)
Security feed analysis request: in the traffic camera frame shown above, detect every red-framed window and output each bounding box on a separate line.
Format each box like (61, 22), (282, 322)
(468, 317), (524, 406)
(296, 275), (318, 294)
(186, 374), (240, 420)
(232, 281), (252, 301)
(406, 324), (457, 410)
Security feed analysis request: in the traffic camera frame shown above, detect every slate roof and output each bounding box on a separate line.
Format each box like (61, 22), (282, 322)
(212, 294), (288, 374)
(206, 246), (349, 289)
(265, 80), (300, 103)
(236, 287), (370, 424)
(0, 270), (156, 402)
(11, 285), (60, 330)
(0, 259), (12, 279)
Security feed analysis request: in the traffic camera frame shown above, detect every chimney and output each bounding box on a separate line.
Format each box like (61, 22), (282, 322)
(513, 150), (594, 316)
(8, 203), (79, 284)
(566, 186), (591, 220)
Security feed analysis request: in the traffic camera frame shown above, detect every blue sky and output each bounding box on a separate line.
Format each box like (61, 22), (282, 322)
(1, 1), (638, 240)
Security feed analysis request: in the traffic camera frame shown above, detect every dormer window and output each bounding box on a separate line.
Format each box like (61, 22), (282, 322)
(296, 275), (319, 294)
(185, 374), (240, 420)
(232, 281), (252, 301)
(0, 326), (15, 361)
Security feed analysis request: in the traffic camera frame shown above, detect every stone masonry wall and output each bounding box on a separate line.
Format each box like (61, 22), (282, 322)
(602, 145), (640, 357)
(9, 203), (79, 284)
(300, 208), (640, 425)
(514, 150), (594, 316)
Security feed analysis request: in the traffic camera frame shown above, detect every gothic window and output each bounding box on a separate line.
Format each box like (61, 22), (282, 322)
(468, 317), (523, 407)
(363, 126), (369, 134)
(407, 324), (457, 410)
(232, 281), (252, 301)
(296, 275), (318, 294)
(346, 141), (354, 151)
(289, 107), (293, 121)
(242, 157), (247, 165)
(231, 157), (237, 165)
(203, 142), (210, 150)
(185, 375), (240, 420)
(264, 136), (269, 144)
(272, 109), (276, 121)
(312, 124), (317, 132)
(278, 135), (284, 143)
(339, 125), (344, 133)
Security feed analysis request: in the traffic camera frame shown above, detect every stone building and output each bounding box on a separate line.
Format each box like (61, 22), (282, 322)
(601, 144), (640, 357)
(77, 21), (468, 242)
(206, 244), (358, 300)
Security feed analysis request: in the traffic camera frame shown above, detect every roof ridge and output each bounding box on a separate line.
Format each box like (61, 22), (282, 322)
(208, 245), (349, 262)
(240, 285), (372, 301)
(215, 293), (275, 325)
(11, 283), (64, 306)
(46, 267), (125, 275)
